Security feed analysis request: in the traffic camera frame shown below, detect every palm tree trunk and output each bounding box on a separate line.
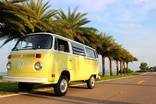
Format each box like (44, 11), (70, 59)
(126, 62), (129, 73)
(109, 58), (113, 76)
(116, 60), (119, 75)
(120, 60), (123, 75)
(102, 56), (105, 76)
(123, 61), (126, 74)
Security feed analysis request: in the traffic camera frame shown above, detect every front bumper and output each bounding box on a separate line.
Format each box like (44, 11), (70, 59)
(3, 76), (48, 83)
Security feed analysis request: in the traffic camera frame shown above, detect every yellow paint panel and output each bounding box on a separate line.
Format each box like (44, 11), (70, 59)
(6, 50), (99, 84)
(7, 51), (51, 78)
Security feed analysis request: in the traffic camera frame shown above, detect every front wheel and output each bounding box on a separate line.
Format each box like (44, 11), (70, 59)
(87, 75), (95, 89)
(18, 82), (34, 92)
(54, 75), (68, 96)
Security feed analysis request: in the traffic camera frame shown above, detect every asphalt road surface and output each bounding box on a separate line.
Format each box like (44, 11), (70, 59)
(1, 72), (156, 104)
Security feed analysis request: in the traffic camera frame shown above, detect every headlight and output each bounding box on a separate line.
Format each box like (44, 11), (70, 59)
(34, 62), (42, 70)
(6, 62), (12, 70)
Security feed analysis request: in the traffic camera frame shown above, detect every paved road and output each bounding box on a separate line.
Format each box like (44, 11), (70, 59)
(1, 72), (156, 104)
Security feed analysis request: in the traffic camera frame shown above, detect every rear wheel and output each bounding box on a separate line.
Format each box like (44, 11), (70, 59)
(87, 75), (95, 89)
(18, 82), (34, 92)
(54, 75), (68, 96)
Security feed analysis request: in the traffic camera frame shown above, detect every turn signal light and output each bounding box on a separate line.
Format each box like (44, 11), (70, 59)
(52, 74), (55, 77)
(36, 54), (41, 58)
(8, 55), (12, 59)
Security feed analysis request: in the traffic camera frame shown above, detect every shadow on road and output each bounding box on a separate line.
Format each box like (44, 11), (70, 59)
(69, 86), (88, 89)
(22, 91), (134, 104)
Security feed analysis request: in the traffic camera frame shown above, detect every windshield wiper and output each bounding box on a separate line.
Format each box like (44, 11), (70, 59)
(22, 46), (33, 49)
(22, 46), (36, 50)
(12, 48), (18, 51)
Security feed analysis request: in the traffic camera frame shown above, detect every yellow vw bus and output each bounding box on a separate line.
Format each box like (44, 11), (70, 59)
(3, 32), (99, 96)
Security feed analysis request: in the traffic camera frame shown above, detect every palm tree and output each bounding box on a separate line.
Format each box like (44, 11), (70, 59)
(86, 30), (102, 49)
(124, 51), (132, 73)
(4, 0), (29, 3)
(96, 32), (115, 76)
(0, 1), (35, 47)
(112, 44), (123, 75)
(119, 48), (136, 74)
(107, 43), (122, 76)
(53, 6), (98, 46)
(21, 0), (57, 33)
(119, 48), (127, 74)
(124, 52), (138, 73)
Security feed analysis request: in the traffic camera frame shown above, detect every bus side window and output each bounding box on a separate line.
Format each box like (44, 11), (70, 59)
(54, 38), (69, 53)
(85, 47), (96, 59)
(71, 42), (85, 56)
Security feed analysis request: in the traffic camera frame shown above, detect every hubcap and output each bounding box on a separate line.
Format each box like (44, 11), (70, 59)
(60, 79), (67, 93)
(91, 77), (95, 86)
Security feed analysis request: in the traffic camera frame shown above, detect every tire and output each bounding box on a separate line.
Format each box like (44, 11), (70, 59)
(18, 82), (34, 92)
(87, 75), (95, 89)
(54, 75), (68, 96)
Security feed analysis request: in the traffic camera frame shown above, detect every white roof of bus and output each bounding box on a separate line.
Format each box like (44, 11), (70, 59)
(26, 32), (95, 50)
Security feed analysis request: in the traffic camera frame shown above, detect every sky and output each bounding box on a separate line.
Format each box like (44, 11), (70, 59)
(0, 0), (156, 72)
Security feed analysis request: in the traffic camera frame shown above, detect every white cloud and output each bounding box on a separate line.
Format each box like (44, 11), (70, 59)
(50, 0), (119, 13)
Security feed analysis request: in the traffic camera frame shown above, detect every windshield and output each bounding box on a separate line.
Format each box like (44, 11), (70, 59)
(13, 34), (52, 51)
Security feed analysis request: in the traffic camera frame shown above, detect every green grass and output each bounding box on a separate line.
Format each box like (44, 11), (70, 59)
(0, 81), (52, 95)
(97, 72), (145, 81)
(0, 72), (145, 95)
(0, 75), (2, 79)
(0, 82), (19, 95)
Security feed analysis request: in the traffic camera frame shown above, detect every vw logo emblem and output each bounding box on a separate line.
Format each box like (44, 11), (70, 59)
(17, 60), (24, 70)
